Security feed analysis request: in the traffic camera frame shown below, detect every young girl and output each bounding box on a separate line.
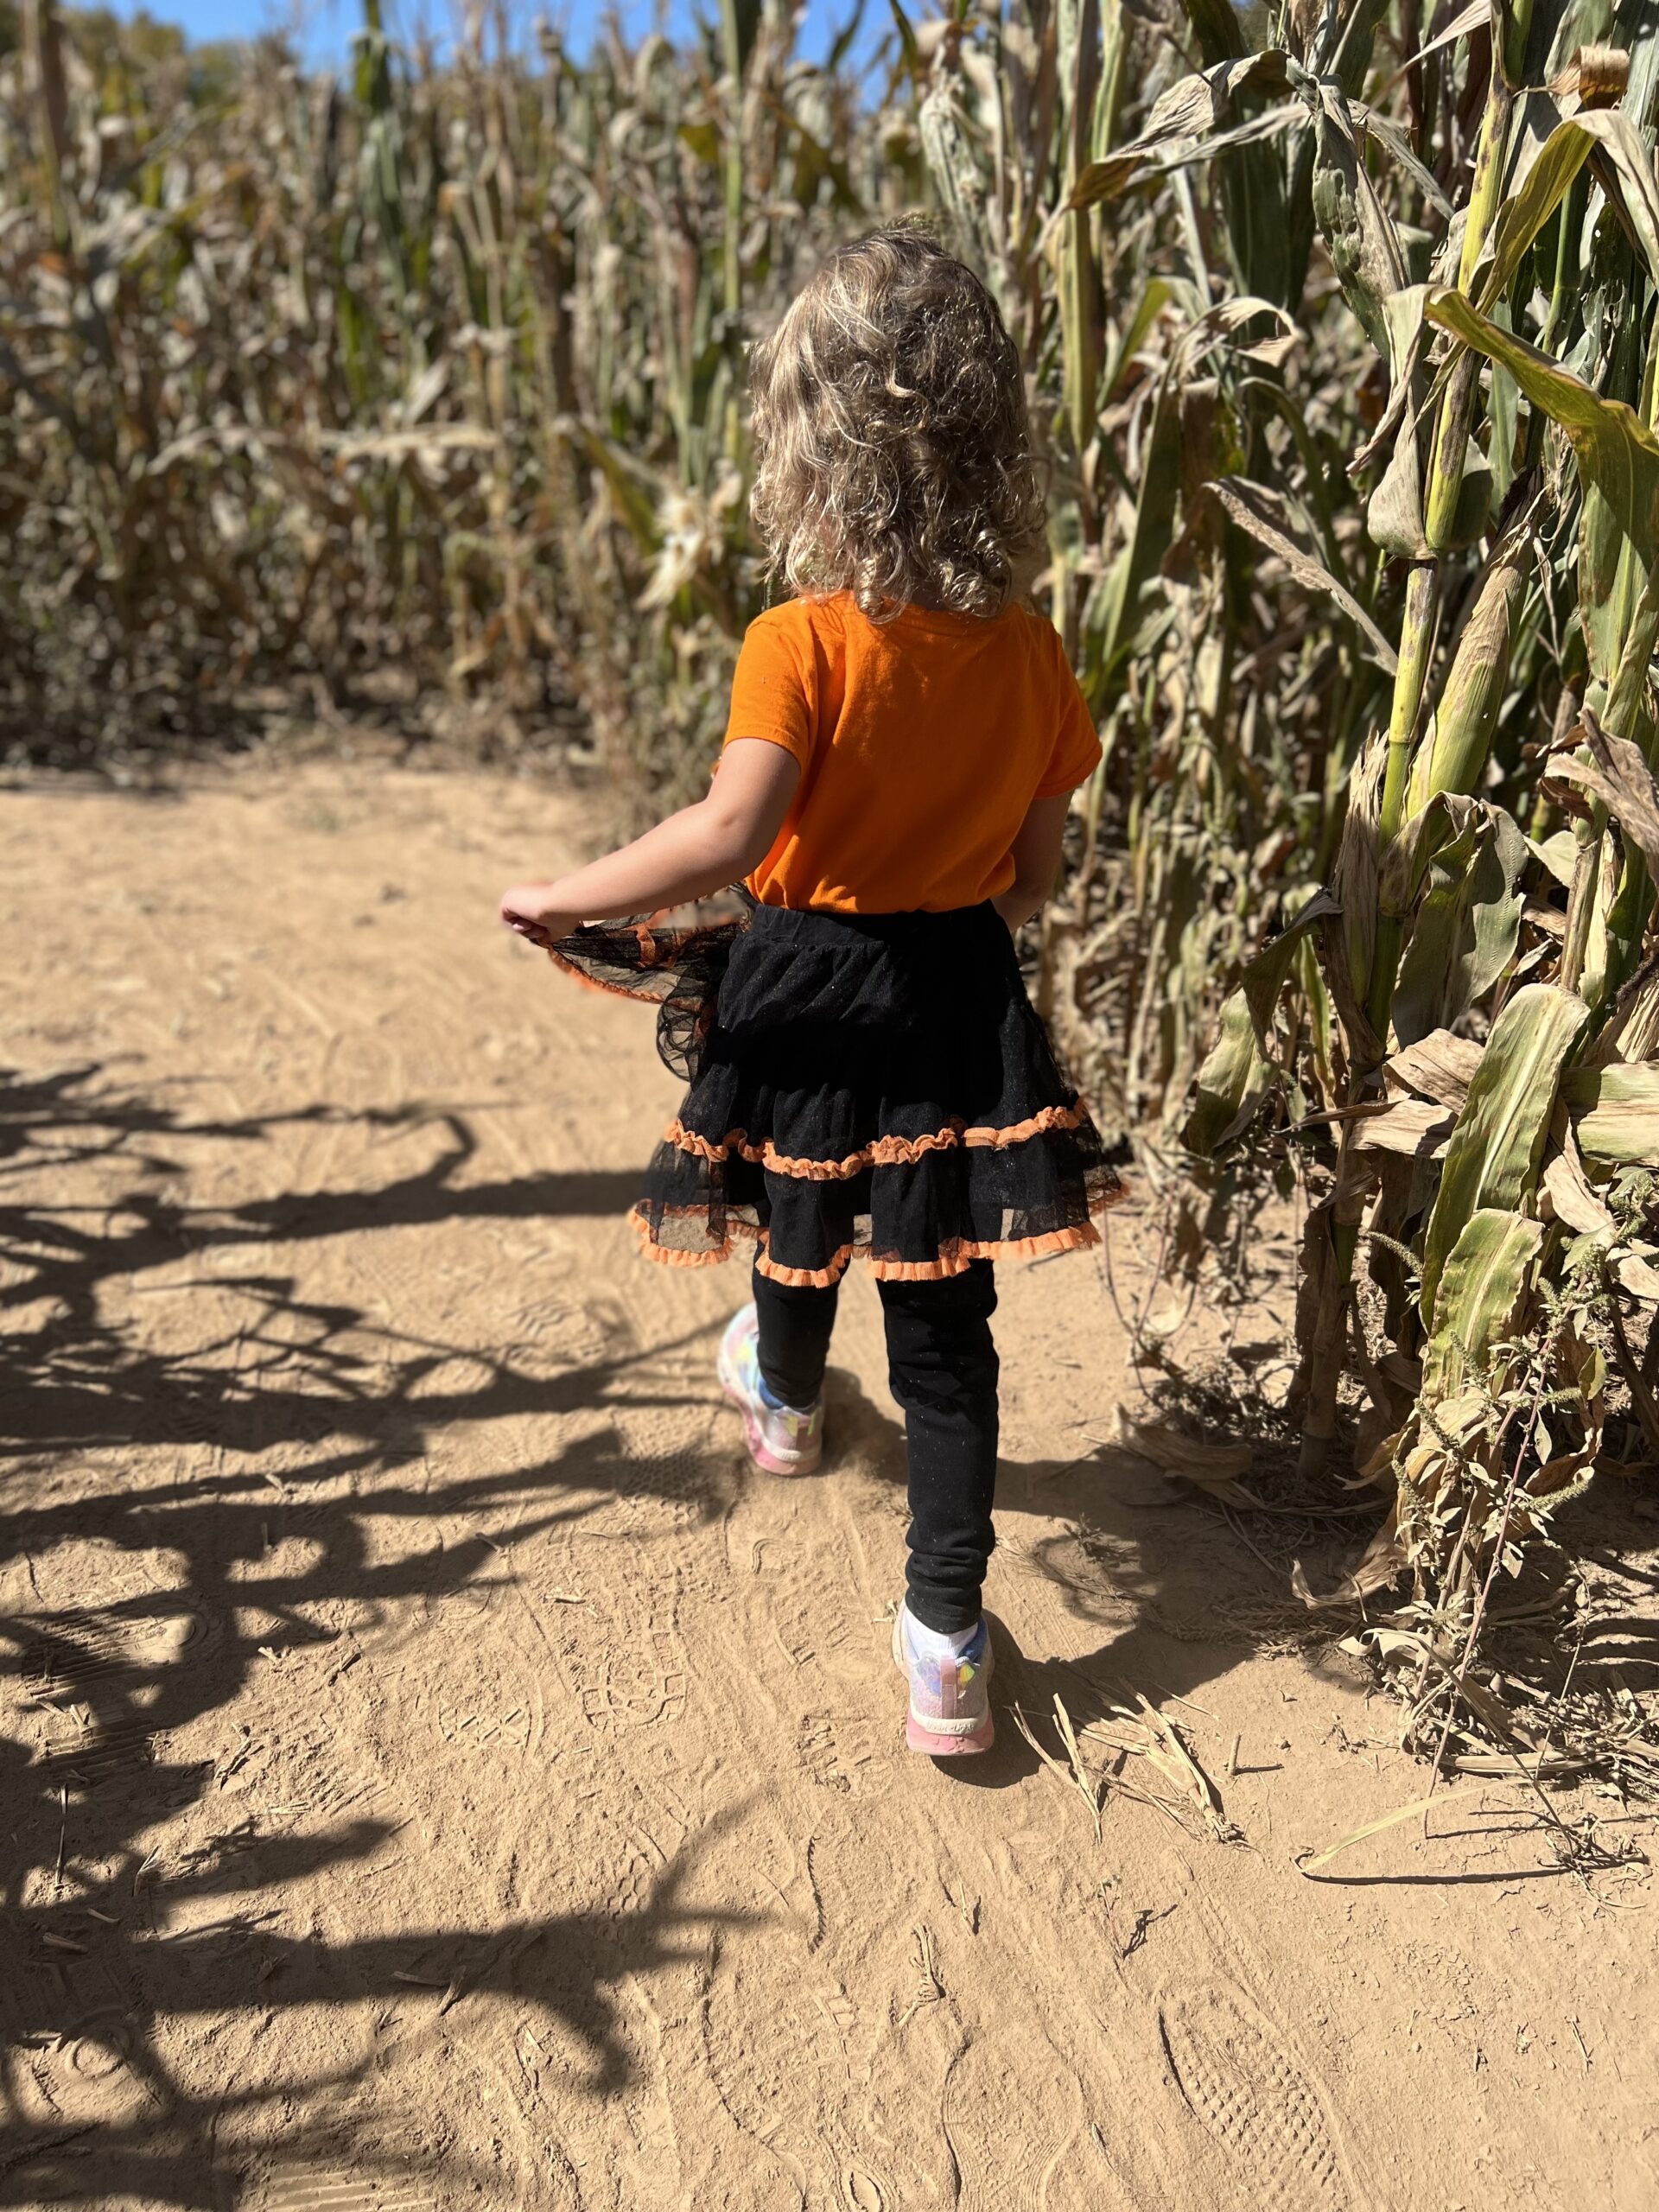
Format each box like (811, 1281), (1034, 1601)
(500, 227), (1122, 1757)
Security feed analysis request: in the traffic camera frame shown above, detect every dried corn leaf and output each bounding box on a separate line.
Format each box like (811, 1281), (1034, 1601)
(1529, 829), (1580, 887)
(1311, 80), (1411, 359)
(1299, 1789), (1482, 1874)
(1080, 1702), (1235, 1841)
(1205, 479), (1398, 674)
(1291, 1505), (1404, 1608)
(1065, 52), (1293, 207)
(1549, 719), (1659, 880)
(1446, 1749), (1591, 1778)
(1541, 1141), (1616, 1236)
(1111, 1410), (1255, 1500)
(1012, 1698), (1104, 1840)
(1383, 1028), (1485, 1111)
(1353, 1097), (1454, 1157)
(1128, 1695), (1234, 1838)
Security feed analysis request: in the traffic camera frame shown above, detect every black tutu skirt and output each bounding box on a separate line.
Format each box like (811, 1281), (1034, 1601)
(548, 899), (1123, 1286)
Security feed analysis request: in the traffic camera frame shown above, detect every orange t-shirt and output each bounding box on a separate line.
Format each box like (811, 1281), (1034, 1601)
(721, 594), (1102, 913)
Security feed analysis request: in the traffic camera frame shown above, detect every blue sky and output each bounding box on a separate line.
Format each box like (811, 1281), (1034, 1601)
(109, 0), (875, 69)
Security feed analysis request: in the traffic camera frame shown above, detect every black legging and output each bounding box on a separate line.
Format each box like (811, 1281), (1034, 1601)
(753, 1259), (999, 1634)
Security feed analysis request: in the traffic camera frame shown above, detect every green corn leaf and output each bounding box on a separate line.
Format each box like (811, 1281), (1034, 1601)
(782, 111), (867, 216)
(1421, 1209), (1546, 1401)
(561, 422), (664, 554)
(1185, 889), (1342, 1156)
(1404, 547), (1527, 813)
(1576, 109), (1659, 289)
(1566, 1063), (1659, 1163)
(1421, 289), (1659, 686)
(1390, 845), (1522, 1046)
(1389, 799), (1528, 1048)
(1082, 373), (1182, 701)
(721, 0), (762, 80)
(1471, 118), (1597, 316)
(1059, 210), (1101, 462)
(678, 120), (721, 166)
(1098, 276), (1178, 406)
(1487, 314), (1520, 505)
(1381, 791), (1491, 913)
(1179, 0), (1249, 67)
(1311, 82), (1408, 359)
(828, 0), (868, 72)
(887, 0), (922, 77)
(1185, 994), (1279, 1160)
(1363, 289), (1432, 554)
(1420, 983), (1587, 1327)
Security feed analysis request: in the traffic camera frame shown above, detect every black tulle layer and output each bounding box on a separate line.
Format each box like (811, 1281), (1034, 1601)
(549, 899), (1124, 1284)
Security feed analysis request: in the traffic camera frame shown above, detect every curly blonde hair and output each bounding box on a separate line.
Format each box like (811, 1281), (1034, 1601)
(748, 227), (1046, 622)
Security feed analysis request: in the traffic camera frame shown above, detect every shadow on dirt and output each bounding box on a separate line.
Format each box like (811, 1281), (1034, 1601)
(1, 1059), (757, 2207)
(0, 1053), (1475, 2202)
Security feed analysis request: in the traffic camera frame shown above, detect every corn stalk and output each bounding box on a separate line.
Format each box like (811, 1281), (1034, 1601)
(1179, 3), (1659, 1730)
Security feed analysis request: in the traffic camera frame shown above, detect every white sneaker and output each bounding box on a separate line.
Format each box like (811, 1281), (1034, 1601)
(891, 1605), (995, 1754)
(716, 1304), (823, 1475)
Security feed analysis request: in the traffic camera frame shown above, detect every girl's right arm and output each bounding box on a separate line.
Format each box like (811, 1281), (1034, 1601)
(499, 740), (800, 946)
(992, 793), (1070, 932)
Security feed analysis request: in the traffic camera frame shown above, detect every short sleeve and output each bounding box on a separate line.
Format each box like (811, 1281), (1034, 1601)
(723, 610), (815, 770)
(1033, 631), (1102, 798)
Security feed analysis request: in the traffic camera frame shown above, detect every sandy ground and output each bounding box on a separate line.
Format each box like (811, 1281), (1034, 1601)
(3, 761), (1656, 2212)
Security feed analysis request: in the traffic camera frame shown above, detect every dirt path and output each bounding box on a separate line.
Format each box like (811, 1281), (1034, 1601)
(3, 763), (1655, 2212)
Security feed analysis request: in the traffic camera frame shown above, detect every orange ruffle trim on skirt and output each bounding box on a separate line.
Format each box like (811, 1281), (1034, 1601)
(627, 1184), (1126, 1287)
(660, 1102), (1090, 1180)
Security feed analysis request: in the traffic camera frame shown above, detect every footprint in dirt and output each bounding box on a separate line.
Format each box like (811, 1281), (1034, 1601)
(804, 1800), (921, 1969)
(696, 1951), (838, 2209)
(793, 1701), (889, 1800)
(762, 1522), (880, 1686)
(9, 2024), (155, 2137)
(942, 2031), (1102, 2212)
(609, 1399), (727, 1536)
(1155, 1980), (1356, 2212)
(544, 1535), (689, 1731)
(240, 2035), (539, 2212)
(20, 1605), (220, 1787)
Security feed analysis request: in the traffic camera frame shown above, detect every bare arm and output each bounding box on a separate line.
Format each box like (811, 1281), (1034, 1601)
(499, 741), (801, 945)
(992, 793), (1071, 932)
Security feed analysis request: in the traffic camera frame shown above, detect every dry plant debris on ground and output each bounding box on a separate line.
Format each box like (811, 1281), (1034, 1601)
(3, 765), (1658, 2211)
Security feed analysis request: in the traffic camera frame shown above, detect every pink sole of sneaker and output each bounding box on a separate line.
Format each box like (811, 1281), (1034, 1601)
(891, 1612), (995, 1755)
(905, 1709), (995, 1756)
(719, 1379), (820, 1478)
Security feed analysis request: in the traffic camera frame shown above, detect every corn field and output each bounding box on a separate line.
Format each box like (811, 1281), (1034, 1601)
(0, 0), (907, 774)
(6, 0), (1659, 1760)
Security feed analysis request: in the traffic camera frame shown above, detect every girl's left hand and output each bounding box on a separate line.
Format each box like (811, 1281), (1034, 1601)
(499, 880), (583, 949)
